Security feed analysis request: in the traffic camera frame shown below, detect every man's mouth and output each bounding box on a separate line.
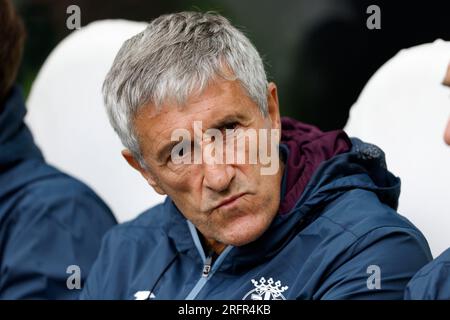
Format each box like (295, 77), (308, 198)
(213, 193), (247, 211)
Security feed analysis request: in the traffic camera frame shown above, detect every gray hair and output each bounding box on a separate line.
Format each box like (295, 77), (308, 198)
(103, 11), (269, 167)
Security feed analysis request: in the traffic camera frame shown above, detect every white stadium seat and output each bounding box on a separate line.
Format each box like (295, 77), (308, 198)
(345, 39), (450, 257)
(26, 20), (165, 223)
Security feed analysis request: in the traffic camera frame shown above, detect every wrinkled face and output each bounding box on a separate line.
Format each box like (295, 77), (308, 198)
(130, 79), (283, 248)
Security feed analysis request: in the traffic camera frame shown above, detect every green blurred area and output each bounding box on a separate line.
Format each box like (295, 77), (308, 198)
(14, 0), (230, 97)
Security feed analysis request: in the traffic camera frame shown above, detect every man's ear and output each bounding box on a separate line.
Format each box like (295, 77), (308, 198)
(267, 82), (281, 131)
(121, 149), (166, 195)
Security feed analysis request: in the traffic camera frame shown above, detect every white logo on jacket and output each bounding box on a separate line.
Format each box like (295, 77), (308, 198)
(134, 291), (155, 300)
(242, 277), (288, 300)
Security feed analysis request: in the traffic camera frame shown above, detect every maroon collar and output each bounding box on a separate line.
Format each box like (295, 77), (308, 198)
(278, 117), (352, 214)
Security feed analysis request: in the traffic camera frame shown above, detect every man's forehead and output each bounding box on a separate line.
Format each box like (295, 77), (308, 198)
(138, 102), (247, 136)
(135, 80), (254, 132)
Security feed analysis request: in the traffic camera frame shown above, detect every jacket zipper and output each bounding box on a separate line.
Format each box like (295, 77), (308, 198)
(185, 221), (232, 299)
(202, 255), (213, 278)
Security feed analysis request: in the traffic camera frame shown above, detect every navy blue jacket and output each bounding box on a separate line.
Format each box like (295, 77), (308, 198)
(405, 248), (450, 299)
(81, 138), (432, 300)
(0, 87), (117, 299)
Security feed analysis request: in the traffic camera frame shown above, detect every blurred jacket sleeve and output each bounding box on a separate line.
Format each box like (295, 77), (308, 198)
(404, 248), (450, 300)
(0, 186), (116, 299)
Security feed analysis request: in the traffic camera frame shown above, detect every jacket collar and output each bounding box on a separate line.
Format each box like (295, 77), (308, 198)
(0, 86), (43, 169)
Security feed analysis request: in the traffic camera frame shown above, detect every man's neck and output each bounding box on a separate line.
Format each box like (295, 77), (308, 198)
(203, 236), (226, 256)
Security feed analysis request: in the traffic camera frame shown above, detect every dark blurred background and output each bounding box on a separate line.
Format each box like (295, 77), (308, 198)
(12, 0), (450, 130)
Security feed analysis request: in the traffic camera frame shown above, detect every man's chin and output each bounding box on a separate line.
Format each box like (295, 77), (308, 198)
(215, 218), (270, 247)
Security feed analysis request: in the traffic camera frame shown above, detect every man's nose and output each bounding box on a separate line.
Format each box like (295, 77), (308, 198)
(203, 163), (236, 192)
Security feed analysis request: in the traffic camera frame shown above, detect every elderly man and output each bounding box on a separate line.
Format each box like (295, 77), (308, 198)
(81, 12), (431, 300)
(405, 63), (450, 300)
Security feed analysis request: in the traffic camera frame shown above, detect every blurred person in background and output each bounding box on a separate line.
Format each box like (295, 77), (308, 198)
(0, 0), (116, 299)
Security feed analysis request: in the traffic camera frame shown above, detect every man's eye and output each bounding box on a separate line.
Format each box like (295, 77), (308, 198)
(168, 141), (194, 163)
(222, 122), (238, 131)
